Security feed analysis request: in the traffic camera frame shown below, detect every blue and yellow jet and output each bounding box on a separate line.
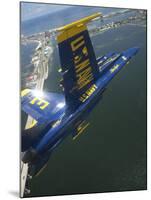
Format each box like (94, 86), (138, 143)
(21, 13), (139, 176)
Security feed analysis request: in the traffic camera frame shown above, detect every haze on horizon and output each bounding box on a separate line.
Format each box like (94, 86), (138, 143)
(21, 2), (72, 21)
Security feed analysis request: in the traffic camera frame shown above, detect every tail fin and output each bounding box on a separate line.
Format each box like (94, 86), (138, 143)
(57, 13), (102, 110)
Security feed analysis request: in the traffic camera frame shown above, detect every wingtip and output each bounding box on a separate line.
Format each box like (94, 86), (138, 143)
(21, 88), (31, 97)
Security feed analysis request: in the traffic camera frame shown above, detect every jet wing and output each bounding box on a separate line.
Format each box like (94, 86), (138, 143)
(21, 89), (66, 125)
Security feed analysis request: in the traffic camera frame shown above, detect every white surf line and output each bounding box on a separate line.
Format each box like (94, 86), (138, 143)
(21, 39), (54, 197)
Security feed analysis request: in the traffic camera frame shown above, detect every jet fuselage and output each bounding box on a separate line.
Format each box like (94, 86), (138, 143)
(23, 47), (139, 168)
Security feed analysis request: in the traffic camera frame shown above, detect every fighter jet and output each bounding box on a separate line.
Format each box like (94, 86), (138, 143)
(21, 13), (139, 184)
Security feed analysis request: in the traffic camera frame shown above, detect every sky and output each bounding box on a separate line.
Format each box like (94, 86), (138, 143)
(21, 2), (71, 21)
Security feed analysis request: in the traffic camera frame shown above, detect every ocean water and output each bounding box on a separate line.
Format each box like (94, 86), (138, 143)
(21, 6), (147, 197)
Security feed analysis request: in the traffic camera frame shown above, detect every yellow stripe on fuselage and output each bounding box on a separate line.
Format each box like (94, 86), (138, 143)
(73, 121), (90, 140)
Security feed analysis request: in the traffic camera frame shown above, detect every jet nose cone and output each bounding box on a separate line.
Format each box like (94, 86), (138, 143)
(131, 47), (140, 54)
